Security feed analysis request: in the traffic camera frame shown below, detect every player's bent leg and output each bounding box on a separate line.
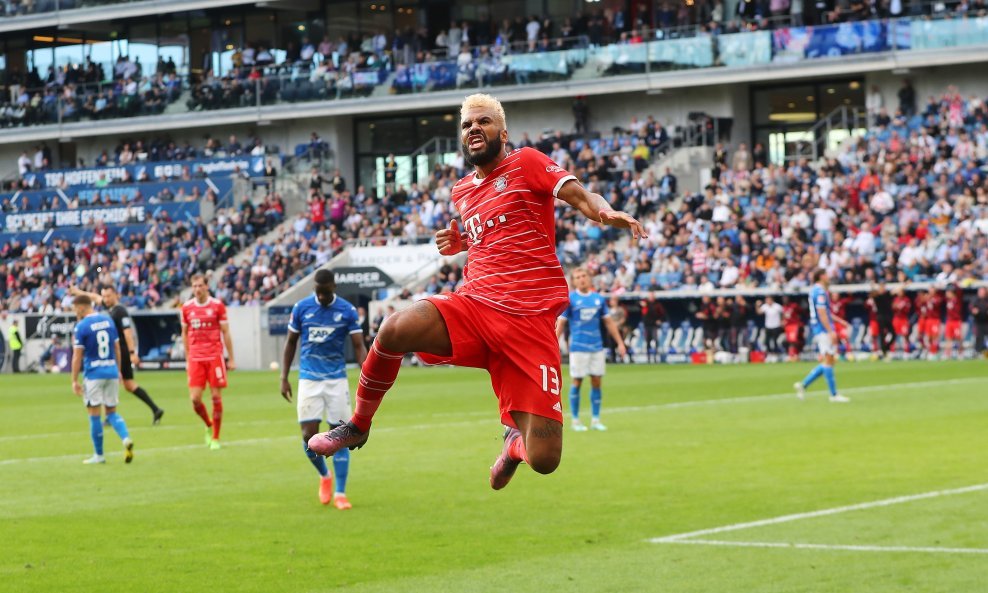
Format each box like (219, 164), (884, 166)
(512, 411), (562, 475)
(310, 301), (454, 457)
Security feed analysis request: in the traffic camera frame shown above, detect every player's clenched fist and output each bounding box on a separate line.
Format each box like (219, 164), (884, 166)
(436, 219), (467, 255)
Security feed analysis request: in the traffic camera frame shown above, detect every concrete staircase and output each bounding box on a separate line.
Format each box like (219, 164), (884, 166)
(650, 145), (714, 202)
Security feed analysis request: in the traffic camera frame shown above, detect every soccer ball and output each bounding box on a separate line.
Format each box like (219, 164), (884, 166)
(269, 361), (280, 371)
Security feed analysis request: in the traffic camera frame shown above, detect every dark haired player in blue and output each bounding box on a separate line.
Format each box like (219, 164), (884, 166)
(795, 269), (850, 403)
(556, 268), (627, 432)
(71, 294), (134, 464)
(281, 269), (368, 508)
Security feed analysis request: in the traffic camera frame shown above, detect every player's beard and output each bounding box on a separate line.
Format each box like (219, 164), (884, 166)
(463, 133), (503, 167)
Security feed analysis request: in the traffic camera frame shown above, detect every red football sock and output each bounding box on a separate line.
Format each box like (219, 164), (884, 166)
(192, 401), (212, 427)
(211, 395), (223, 440)
(351, 343), (403, 432)
(508, 435), (527, 463)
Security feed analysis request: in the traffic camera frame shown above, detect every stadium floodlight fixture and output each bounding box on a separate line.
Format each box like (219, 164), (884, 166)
(646, 88), (665, 96)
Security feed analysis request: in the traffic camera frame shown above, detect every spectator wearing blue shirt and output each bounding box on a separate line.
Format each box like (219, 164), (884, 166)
(281, 269), (368, 509)
(556, 268), (627, 432)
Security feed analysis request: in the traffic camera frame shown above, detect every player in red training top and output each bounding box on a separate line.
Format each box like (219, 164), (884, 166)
(782, 296), (804, 361)
(892, 288), (913, 353)
(864, 294), (879, 354)
(181, 274), (236, 449)
(920, 287), (944, 358)
(944, 286), (965, 359)
(308, 94), (645, 489)
(830, 291), (851, 355)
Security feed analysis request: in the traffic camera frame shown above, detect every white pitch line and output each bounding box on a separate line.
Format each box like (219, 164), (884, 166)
(650, 482), (988, 543)
(662, 539), (988, 555)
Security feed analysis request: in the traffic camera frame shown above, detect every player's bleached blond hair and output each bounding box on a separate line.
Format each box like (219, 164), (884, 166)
(461, 93), (506, 128)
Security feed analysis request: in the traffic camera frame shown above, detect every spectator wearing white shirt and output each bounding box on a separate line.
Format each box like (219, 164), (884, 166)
(719, 261), (739, 287)
(17, 151), (32, 176)
(757, 296), (784, 353)
(851, 222), (876, 258)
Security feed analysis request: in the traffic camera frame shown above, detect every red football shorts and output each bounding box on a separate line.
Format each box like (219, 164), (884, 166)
(945, 320), (962, 340)
(924, 319), (941, 338)
(417, 293), (563, 428)
(893, 318), (910, 336)
(784, 324), (801, 343)
(836, 324), (848, 341)
(868, 320), (879, 337)
(187, 356), (228, 389)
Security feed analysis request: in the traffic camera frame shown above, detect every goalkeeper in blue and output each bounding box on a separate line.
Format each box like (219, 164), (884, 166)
(71, 294), (134, 464)
(281, 269), (368, 508)
(556, 268), (628, 431)
(795, 269), (850, 403)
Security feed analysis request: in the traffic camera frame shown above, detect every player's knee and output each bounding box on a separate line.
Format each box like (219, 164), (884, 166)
(376, 312), (413, 353)
(528, 450), (561, 475)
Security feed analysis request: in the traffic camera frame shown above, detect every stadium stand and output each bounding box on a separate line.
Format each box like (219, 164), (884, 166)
(5, 5), (988, 129)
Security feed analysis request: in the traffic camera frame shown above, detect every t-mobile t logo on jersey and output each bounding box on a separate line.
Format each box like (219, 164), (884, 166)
(464, 213), (508, 243)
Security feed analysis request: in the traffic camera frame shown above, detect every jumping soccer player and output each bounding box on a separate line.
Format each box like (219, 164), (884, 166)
(308, 93), (646, 490)
(794, 270), (850, 403)
(181, 274), (235, 450)
(281, 270), (368, 509)
(556, 267), (627, 432)
(71, 295), (134, 464)
(70, 285), (164, 424)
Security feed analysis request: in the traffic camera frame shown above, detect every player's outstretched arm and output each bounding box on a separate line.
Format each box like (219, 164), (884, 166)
(69, 285), (104, 305)
(556, 180), (647, 239)
(280, 331), (300, 402)
(436, 219), (468, 255)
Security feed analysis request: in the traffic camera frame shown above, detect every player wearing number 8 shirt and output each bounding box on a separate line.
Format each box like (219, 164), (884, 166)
(71, 295), (134, 465)
(308, 94), (647, 490)
(181, 274), (236, 450)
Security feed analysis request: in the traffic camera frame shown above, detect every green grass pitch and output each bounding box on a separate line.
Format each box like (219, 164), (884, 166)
(2, 360), (987, 593)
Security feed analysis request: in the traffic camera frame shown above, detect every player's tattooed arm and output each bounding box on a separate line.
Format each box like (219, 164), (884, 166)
(555, 180), (647, 239)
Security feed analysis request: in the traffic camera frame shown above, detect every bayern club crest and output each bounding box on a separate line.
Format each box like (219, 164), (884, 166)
(493, 175), (508, 192)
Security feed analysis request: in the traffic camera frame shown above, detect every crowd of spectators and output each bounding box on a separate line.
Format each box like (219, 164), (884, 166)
(0, 192), (286, 314)
(0, 56), (182, 128)
(5, 1), (986, 128)
(540, 85), (988, 298)
(8, 132), (272, 192)
(3, 83), (987, 315)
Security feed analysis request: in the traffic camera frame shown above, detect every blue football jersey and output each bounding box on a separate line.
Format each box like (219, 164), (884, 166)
(73, 313), (120, 379)
(808, 283), (833, 336)
(562, 290), (609, 353)
(288, 294), (362, 380)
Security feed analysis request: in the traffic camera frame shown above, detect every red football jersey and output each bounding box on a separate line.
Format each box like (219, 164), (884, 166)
(831, 295), (850, 321)
(893, 295), (912, 319)
(453, 147), (576, 316)
(945, 290), (963, 321)
(782, 303), (802, 326)
(181, 296), (228, 361)
(922, 292), (944, 321)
